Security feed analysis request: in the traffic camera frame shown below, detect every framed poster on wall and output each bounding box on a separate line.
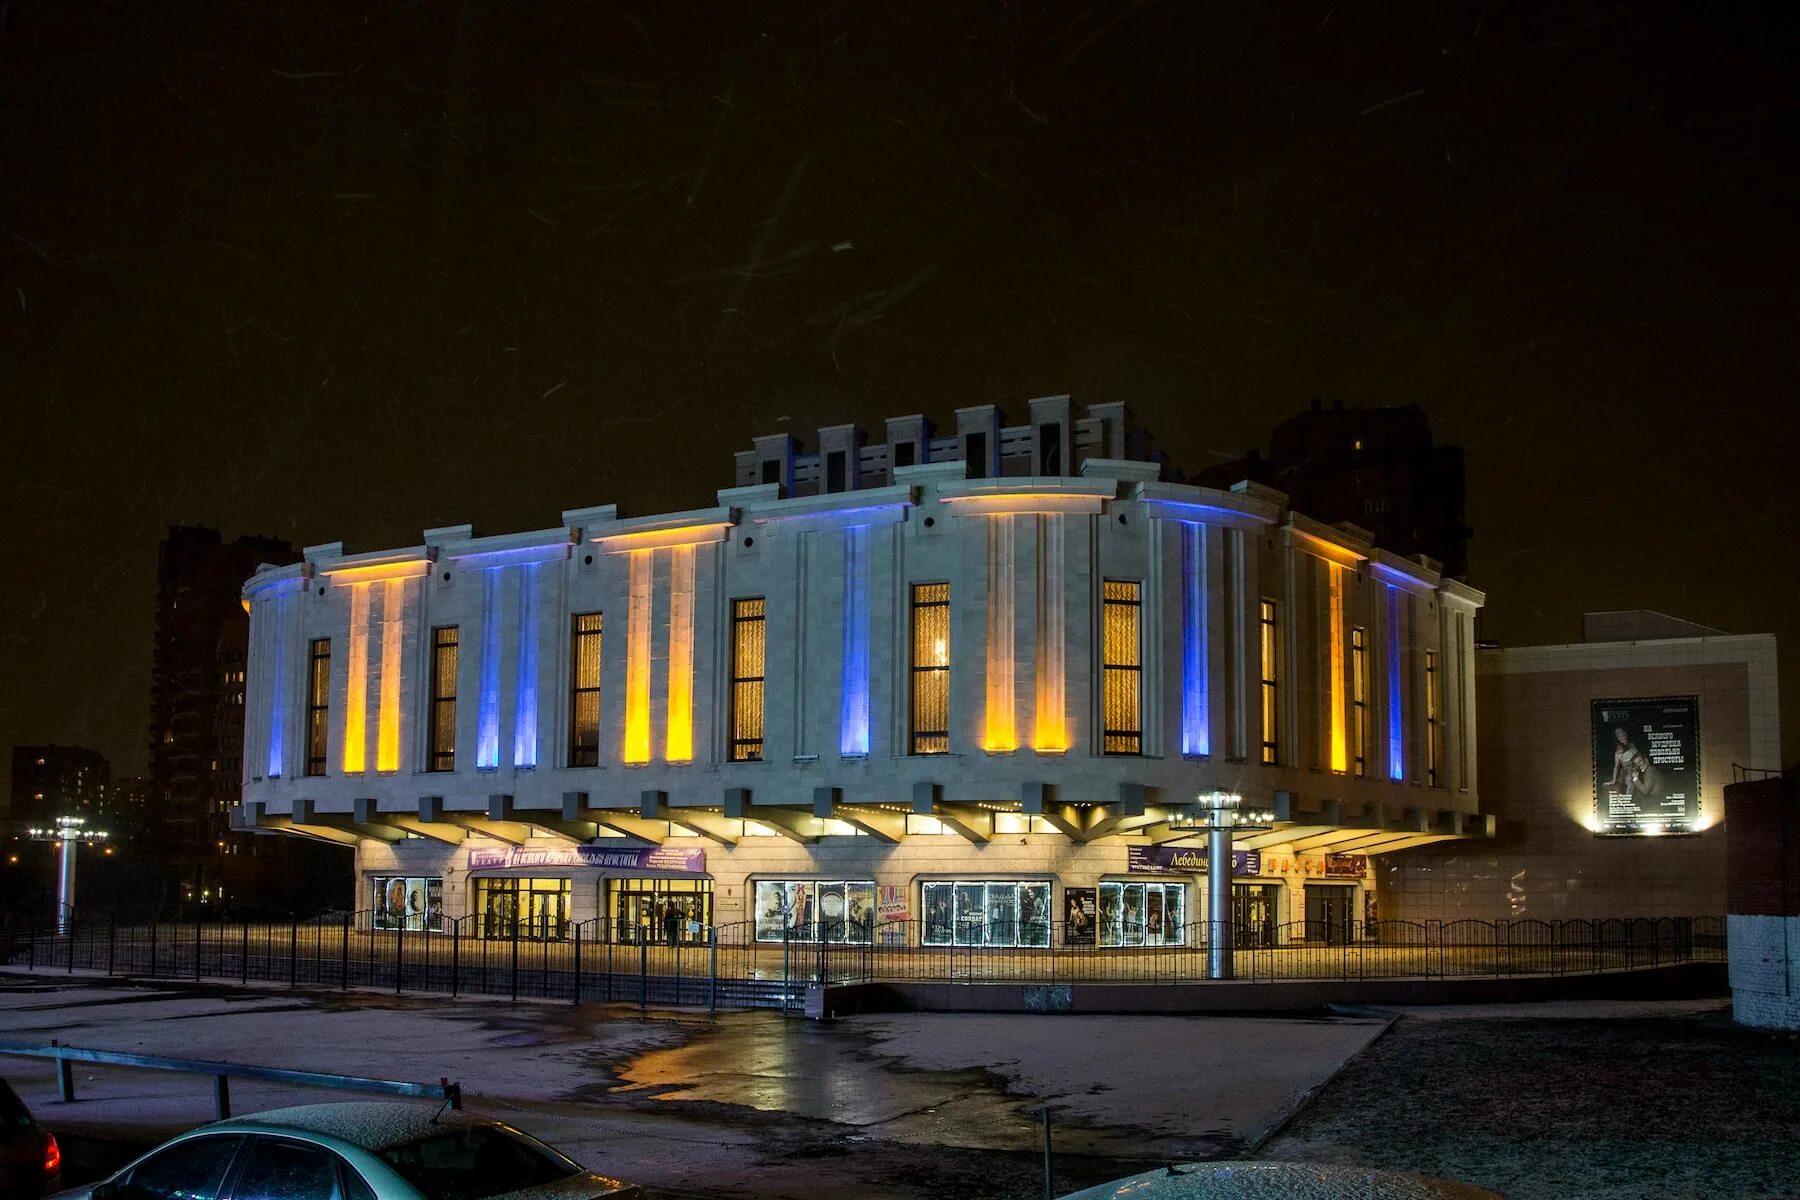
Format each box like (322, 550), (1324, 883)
(1592, 696), (1700, 834)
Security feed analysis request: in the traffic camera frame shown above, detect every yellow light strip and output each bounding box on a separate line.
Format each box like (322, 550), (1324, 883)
(983, 516), (1017, 751)
(320, 561), (432, 585)
(342, 584), (369, 773)
(1033, 514), (1067, 751)
(623, 550), (652, 764)
(593, 523), (732, 554)
(377, 578), (404, 771)
(941, 493), (1107, 516)
(1329, 562), (1348, 774)
(665, 544), (695, 762)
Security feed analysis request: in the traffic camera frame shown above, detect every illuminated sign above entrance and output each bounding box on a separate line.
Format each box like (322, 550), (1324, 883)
(467, 845), (706, 873)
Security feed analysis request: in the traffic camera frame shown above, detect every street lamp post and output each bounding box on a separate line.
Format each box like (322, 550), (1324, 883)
(1174, 793), (1274, 981)
(27, 816), (110, 935)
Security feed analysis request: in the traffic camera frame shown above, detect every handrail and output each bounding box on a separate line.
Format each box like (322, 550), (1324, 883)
(0, 1038), (461, 1120)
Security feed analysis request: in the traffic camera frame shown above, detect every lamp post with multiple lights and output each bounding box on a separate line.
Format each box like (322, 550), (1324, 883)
(26, 816), (109, 935)
(1169, 792), (1275, 980)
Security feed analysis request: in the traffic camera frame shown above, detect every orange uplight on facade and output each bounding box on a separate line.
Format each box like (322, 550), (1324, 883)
(343, 583), (369, 773)
(983, 516), (1017, 752)
(593, 522), (733, 553)
(623, 549), (652, 764)
(1328, 563), (1348, 774)
(665, 544), (696, 762)
(377, 578), (404, 771)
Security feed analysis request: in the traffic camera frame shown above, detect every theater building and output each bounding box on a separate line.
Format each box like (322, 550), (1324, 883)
(237, 399), (1491, 947)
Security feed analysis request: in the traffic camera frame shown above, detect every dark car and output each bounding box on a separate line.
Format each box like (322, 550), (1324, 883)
(0, 1077), (62, 1198)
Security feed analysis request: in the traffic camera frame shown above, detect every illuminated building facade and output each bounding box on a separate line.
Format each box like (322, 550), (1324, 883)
(239, 399), (1489, 945)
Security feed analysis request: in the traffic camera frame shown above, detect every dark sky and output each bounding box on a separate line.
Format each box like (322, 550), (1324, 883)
(3, 1), (1796, 775)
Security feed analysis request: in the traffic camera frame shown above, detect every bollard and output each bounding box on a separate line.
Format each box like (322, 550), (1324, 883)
(214, 1075), (231, 1119)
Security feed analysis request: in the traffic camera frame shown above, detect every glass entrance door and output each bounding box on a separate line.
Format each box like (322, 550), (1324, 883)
(1232, 883), (1281, 947)
(1304, 884), (1357, 944)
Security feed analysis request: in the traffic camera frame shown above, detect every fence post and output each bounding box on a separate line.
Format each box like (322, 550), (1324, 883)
(149, 918), (157, 978)
(639, 938), (648, 1010)
(29, 908), (37, 971)
(710, 926), (718, 1015)
(510, 923), (520, 1005)
(108, 918), (116, 977)
(396, 921), (405, 995)
(289, 921), (298, 989)
(451, 919), (461, 998)
(195, 916), (202, 981)
(573, 923), (582, 1007)
(241, 922), (250, 986)
(67, 920), (75, 975)
(606, 928), (614, 1003)
(341, 915), (351, 989)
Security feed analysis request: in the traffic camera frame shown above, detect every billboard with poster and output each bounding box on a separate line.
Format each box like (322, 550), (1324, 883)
(1592, 696), (1700, 834)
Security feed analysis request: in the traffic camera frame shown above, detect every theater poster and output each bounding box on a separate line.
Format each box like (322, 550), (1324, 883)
(1592, 696), (1700, 834)
(1064, 887), (1097, 947)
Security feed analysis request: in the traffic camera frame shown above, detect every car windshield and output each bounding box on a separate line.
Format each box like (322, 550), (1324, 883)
(377, 1125), (582, 1200)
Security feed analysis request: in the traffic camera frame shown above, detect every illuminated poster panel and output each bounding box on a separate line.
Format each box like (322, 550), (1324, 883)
(1592, 696), (1700, 834)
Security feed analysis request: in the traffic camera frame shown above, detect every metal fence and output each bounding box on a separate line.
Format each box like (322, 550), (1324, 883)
(0, 912), (1725, 1010)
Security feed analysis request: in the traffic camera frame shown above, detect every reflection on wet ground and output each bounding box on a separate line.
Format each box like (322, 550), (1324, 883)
(609, 1010), (1388, 1161)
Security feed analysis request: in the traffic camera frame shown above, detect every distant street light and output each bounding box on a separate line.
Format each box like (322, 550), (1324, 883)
(26, 816), (110, 935)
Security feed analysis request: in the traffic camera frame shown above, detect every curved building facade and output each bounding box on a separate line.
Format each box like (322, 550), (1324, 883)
(238, 399), (1488, 947)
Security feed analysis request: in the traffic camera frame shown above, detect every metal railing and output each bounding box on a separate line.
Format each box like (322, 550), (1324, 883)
(0, 1038), (461, 1119)
(0, 911), (1725, 1009)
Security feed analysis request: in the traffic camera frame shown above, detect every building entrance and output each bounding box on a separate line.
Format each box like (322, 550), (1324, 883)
(471, 877), (571, 940)
(607, 876), (713, 944)
(1304, 884), (1357, 944)
(1232, 883), (1282, 947)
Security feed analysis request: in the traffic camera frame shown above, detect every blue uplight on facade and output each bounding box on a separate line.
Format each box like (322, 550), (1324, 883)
(1180, 523), (1209, 756)
(477, 568), (502, 770)
(840, 524), (871, 756)
(1387, 584), (1405, 780)
(512, 562), (539, 768)
(265, 592), (288, 778)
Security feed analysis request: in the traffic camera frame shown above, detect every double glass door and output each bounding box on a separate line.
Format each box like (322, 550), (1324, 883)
(473, 878), (570, 940)
(1304, 884), (1357, 944)
(1232, 884), (1281, 947)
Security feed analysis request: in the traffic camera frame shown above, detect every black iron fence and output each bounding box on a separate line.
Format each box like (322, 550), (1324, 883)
(0, 912), (1725, 1009)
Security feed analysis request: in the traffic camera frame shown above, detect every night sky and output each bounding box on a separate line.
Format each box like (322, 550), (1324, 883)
(3, 1), (1796, 775)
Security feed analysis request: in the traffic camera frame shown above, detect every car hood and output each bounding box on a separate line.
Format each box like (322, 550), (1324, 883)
(489, 1171), (640, 1200)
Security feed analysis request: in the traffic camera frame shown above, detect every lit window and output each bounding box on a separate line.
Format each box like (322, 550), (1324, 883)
(729, 598), (766, 762)
(1351, 627), (1368, 778)
(305, 638), (330, 777)
(427, 626), (458, 772)
(568, 612), (603, 767)
(1260, 600), (1280, 764)
(1102, 580), (1142, 754)
(910, 583), (951, 754)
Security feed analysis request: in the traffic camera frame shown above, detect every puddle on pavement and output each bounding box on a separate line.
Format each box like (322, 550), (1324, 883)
(610, 1014), (1235, 1162)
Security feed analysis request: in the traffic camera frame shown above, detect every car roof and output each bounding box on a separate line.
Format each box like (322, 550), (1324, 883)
(207, 1101), (486, 1152)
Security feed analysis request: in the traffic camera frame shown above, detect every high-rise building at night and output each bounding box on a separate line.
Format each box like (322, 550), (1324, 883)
(149, 526), (302, 905)
(1193, 401), (1472, 579)
(8, 744), (109, 824)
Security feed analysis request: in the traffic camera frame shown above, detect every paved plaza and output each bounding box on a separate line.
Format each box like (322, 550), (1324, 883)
(2, 976), (1787, 1200)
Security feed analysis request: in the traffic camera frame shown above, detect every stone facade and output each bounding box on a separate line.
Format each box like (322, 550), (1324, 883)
(238, 400), (1488, 944)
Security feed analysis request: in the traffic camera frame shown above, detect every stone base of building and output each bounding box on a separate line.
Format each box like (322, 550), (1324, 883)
(1728, 913), (1800, 1030)
(818, 961), (1727, 1016)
